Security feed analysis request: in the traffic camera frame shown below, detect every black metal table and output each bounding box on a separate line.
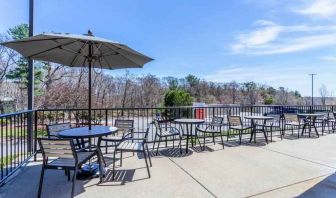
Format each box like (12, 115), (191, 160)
(298, 113), (323, 137)
(244, 116), (274, 144)
(174, 119), (205, 153)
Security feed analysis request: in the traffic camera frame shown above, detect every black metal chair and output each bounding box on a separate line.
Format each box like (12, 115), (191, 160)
(46, 123), (89, 150)
(256, 114), (282, 141)
(315, 112), (329, 135)
(227, 115), (252, 144)
(152, 119), (182, 155)
(327, 112), (336, 133)
(112, 127), (152, 180)
(46, 123), (71, 138)
(37, 138), (104, 198)
(283, 114), (304, 138)
(196, 116), (225, 150)
(98, 119), (134, 166)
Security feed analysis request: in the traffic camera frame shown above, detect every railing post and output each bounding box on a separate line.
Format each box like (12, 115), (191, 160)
(105, 109), (108, 126)
(34, 111), (38, 161)
(27, 111), (33, 155)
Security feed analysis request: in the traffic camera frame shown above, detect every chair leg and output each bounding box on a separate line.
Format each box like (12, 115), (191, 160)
(96, 151), (104, 183)
(37, 165), (45, 198)
(146, 144), (152, 167)
(71, 167), (78, 198)
(203, 132), (206, 151)
(152, 134), (157, 150)
(112, 149), (117, 181)
(172, 135), (175, 148)
(220, 133), (224, 149)
(227, 129), (230, 141)
(67, 170), (71, 181)
(212, 133), (215, 145)
(156, 137), (161, 155)
(178, 135), (182, 154)
(120, 151), (123, 167)
(143, 147), (151, 178)
(239, 130), (242, 144)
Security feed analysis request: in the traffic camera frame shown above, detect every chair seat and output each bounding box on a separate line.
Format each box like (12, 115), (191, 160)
(100, 135), (123, 141)
(196, 126), (221, 133)
(159, 130), (180, 137)
(117, 141), (143, 151)
(48, 151), (95, 168)
(230, 125), (251, 130)
(286, 121), (303, 126)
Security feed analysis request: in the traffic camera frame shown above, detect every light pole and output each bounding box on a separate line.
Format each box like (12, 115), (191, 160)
(309, 74), (316, 107)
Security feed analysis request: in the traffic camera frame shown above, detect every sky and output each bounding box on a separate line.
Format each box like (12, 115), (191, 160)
(1, 0), (336, 96)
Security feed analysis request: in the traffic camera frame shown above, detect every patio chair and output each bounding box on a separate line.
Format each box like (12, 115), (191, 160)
(326, 111), (336, 133)
(227, 115), (252, 144)
(98, 119), (134, 165)
(46, 123), (71, 138)
(152, 119), (182, 155)
(112, 127), (152, 181)
(256, 114), (282, 141)
(196, 116), (225, 150)
(314, 112), (329, 135)
(37, 138), (104, 198)
(283, 114), (303, 138)
(46, 123), (89, 150)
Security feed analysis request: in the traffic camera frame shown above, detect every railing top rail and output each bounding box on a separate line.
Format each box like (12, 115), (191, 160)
(34, 105), (335, 111)
(0, 110), (35, 118)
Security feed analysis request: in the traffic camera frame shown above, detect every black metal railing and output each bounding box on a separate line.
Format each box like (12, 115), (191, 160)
(0, 110), (35, 186)
(0, 104), (335, 185)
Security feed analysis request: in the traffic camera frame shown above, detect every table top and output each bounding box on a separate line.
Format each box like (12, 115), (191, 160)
(244, 116), (274, 120)
(174, 118), (205, 124)
(57, 126), (118, 138)
(298, 113), (324, 117)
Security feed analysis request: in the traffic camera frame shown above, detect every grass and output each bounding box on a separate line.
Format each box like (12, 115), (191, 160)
(0, 154), (18, 167)
(0, 128), (47, 138)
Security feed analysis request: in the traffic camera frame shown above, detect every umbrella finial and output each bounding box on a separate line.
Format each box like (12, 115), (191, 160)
(87, 30), (93, 36)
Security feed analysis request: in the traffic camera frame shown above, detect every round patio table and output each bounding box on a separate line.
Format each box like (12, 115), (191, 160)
(57, 126), (118, 139)
(244, 116), (274, 144)
(57, 126), (118, 177)
(298, 113), (324, 137)
(174, 118), (205, 153)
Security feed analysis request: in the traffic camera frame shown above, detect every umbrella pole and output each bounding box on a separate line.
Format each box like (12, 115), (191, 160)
(88, 44), (92, 130)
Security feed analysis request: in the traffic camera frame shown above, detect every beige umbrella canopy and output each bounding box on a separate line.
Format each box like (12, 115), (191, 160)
(1, 31), (153, 129)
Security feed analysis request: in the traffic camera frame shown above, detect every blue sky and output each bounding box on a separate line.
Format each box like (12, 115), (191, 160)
(1, 0), (336, 96)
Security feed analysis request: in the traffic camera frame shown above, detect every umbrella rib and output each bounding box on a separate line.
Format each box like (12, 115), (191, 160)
(27, 40), (78, 58)
(102, 43), (142, 67)
(69, 41), (89, 66)
(93, 42), (112, 68)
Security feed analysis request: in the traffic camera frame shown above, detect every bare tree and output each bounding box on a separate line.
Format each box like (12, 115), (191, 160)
(319, 84), (328, 106)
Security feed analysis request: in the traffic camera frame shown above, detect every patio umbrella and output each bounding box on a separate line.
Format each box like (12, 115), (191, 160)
(1, 31), (153, 129)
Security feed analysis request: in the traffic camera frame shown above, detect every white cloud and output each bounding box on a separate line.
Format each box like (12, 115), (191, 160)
(297, 0), (336, 18)
(320, 56), (336, 61)
(232, 20), (336, 55)
(232, 20), (282, 53)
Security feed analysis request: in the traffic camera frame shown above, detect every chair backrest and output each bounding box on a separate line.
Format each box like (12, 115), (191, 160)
(227, 115), (242, 126)
(283, 114), (299, 123)
(328, 111), (336, 120)
(211, 116), (224, 125)
(46, 123), (71, 138)
(38, 138), (76, 163)
(115, 119), (134, 136)
(315, 111), (328, 119)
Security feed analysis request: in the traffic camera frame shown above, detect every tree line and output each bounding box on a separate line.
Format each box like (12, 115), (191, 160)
(0, 24), (331, 113)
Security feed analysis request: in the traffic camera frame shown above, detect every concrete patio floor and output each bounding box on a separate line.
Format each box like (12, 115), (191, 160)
(1, 132), (336, 198)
